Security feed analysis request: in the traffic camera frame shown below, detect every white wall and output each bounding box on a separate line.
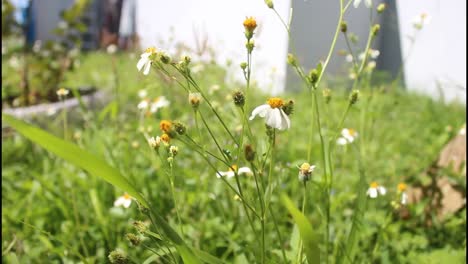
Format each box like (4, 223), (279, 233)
(136, 0), (291, 94)
(397, 0), (466, 103)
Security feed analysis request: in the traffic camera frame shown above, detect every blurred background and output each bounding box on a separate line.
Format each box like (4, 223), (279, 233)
(4, 0), (466, 103)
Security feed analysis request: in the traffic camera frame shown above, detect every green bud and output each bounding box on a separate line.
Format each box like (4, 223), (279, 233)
(340, 21), (348, 33)
(246, 39), (255, 53)
(133, 220), (149, 234)
(282, 100), (294, 116)
(233, 91), (245, 107)
(371, 24), (380, 36)
(182, 55), (191, 64)
(322, 88), (332, 104)
(244, 144), (256, 162)
(264, 0), (274, 8)
(308, 69), (319, 85)
(240, 62), (248, 70)
(377, 3), (386, 13)
(173, 121), (187, 135)
(108, 249), (129, 264)
(349, 89), (360, 105)
(160, 53), (171, 64)
(126, 233), (141, 246)
(287, 53), (297, 66)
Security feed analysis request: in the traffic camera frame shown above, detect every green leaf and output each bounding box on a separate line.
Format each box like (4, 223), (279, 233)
(191, 247), (225, 264)
(281, 194), (320, 264)
(2, 114), (202, 264)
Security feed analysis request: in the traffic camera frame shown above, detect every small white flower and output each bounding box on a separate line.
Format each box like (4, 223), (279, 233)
(216, 165), (253, 179)
(345, 54), (353, 63)
(459, 124), (466, 135)
(138, 89), (147, 99)
(137, 99), (149, 110)
(107, 44), (117, 54)
(337, 128), (358, 145)
(358, 49), (380, 61)
(56, 88), (69, 97)
(249, 97), (291, 130)
(150, 96), (170, 113)
(354, 0), (372, 8)
(401, 192), (408, 205)
(148, 136), (161, 149)
(366, 182), (386, 198)
(137, 47), (157, 75)
(114, 193), (133, 208)
(298, 162), (316, 182)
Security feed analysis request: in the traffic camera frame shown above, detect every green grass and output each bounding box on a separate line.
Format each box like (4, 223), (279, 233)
(2, 50), (466, 263)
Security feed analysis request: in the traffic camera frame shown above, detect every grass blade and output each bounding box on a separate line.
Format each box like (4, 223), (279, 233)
(281, 193), (320, 264)
(2, 114), (202, 264)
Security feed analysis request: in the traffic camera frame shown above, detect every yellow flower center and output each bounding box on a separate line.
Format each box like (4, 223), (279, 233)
(228, 165), (238, 172)
(160, 120), (172, 133)
(145, 47), (157, 54)
(267, 97), (284, 108)
(123, 193), (131, 200)
(370, 182), (379, 188)
(161, 133), (170, 143)
(300, 162), (311, 172)
(348, 128), (356, 136)
(397, 183), (407, 192)
(243, 17), (257, 31)
(421, 13), (428, 20)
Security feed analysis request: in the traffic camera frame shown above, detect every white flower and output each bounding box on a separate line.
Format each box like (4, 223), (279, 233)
(401, 192), (408, 205)
(150, 96), (170, 113)
(366, 182), (386, 198)
(188, 92), (202, 108)
(137, 99), (149, 110)
(337, 128), (358, 145)
(137, 47), (157, 75)
(345, 54), (353, 63)
(56, 88), (69, 97)
(358, 49), (380, 61)
(354, 0), (372, 8)
(216, 165), (253, 179)
(298, 162), (316, 182)
(138, 89), (147, 99)
(148, 136), (161, 149)
(114, 193), (133, 208)
(249, 97), (291, 130)
(107, 44), (117, 54)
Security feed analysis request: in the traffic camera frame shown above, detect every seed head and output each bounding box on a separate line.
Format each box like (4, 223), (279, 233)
(108, 249), (129, 264)
(244, 144), (256, 162)
(340, 21), (348, 33)
(349, 89), (360, 105)
(233, 91), (245, 107)
(126, 233), (141, 246)
(173, 121), (187, 135)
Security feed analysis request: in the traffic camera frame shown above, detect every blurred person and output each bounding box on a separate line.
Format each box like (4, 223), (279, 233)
(118, 0), (136, 50)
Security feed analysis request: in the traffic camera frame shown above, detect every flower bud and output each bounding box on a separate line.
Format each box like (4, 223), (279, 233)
(126, 233), (141, 246)
(349, 89), (360, 105)
(243, 17), (257, 40)
(108, 249), (129, 264)
(322, 88), (332, 104)
(246, 39), (255, 53)
(282, 100), (294, 116)
(173, 121), (186, 135)
(240, 62), (248, 70)
(377, 3), (386, 13)
(233, 91), (245, 107)
(244, 144), (256, 162)
(160, 53), (171, 64)
(133, 220), (149, 234)
(182, 55), (191, 64)
(287, 53), (297, 66)
(265, 0), (274, 8)
(169, 145), (179, 157)
(160, 120), (172, 133)
(308, 69), (319, 85)
(189, 92), (202, 110)
(340, 21), (348, 33)
(371, 24), (380, 36)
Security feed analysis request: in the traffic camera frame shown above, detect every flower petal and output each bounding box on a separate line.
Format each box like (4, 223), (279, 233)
(353, 0), (361, 8)
(337, 137), (348, 145)
(143, 61), (151, 75)
(238, 167), (253, 175)
(137, 57), (147, 71)
(378, 186), (387, 195)
(249, 105), (271, 120)
(114, 197), (125, 207)
(123, 199), (132, 208)
(279, 109), (291, 130)
(367, 187), (378, 198)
